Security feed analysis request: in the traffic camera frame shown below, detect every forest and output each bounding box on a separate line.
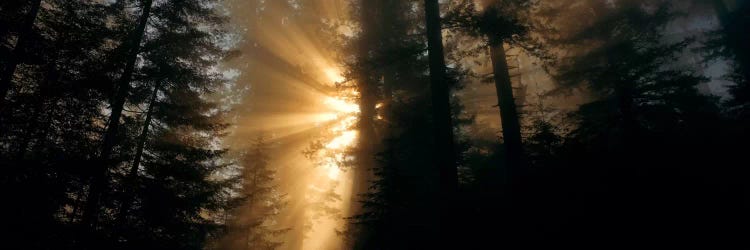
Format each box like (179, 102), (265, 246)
(0, 0), (748, 249)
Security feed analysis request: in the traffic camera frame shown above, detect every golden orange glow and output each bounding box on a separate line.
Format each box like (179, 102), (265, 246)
(225, 1), (358, 249)
(324, 96), (360, 114)
(326, 130), (358, 150)
(331, 116), (357, 132)
(315, 112), (340, 123)
(322, 160), (342, 179)
(303, 60), (359, 249)
(324, 67), (347, 83)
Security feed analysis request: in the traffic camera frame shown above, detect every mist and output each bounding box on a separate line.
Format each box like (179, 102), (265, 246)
(0, 0), (748, 249)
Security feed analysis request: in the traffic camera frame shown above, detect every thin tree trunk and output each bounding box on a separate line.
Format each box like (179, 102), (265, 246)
(489, 43), (524, 174)
(82, 0), (154, 228)
(424, 0), (458, 246)
(115, 80), (161, 226)
(0, 0), (42, 110)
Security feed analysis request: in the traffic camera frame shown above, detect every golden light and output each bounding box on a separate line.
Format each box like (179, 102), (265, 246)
(322, 160), (342, 179)
(226, 1), (360, 248)
(324, 67), (346, 83)
(325, 130), (358, 150)
(315, 112), (340, 123)
(324, 96), (360, 114)
(331, 116), (357, 132)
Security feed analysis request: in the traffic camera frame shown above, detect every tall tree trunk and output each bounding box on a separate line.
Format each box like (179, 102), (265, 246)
(351, 2), (381, 248)
(115, 80), (161, 226)
(489, 43), (524, 174)
(82, 0), (154, 228)
(424, 0), (458, 245)
(352, 0), (379, 210)
(380, 0), (396, 121)
(0, 0), (42, 110)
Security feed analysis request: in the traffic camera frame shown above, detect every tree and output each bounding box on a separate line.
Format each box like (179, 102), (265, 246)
(480, 2), (531, 174)
(424, 0), (458, 246)
(552, 1), (717, 148)
(108, 0), (236, 247)
(115, 80), (161, 226)
(216, 137), (287, 250)
(352, 0), (380, 216)
(529, 1), (733, 246)
(702, 0), (750, 115)
(442, 0), (545, 176)
(0, 0), (237, 248)
(0, 0), (42, 109)
(0, 0), (114, 247)
(82, 0), (155, 228)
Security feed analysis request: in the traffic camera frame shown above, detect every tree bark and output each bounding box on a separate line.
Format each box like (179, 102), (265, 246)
(424, 0), (458, 246)
(82, 0), (154, 228)
(0, 0), (42, 110)
(489, 43), (524, 175)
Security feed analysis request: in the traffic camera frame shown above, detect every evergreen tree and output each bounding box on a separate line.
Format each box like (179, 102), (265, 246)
(521, 1), (739, 247)
(702, 0), (750, 116)
(0, 0), (114, 247)
(216, 137), (287, 250)
(442, 0), (548, 174)
(108, 0), (237, 247)
(0, 0), (238, 248)
(551, 1), (717, 148)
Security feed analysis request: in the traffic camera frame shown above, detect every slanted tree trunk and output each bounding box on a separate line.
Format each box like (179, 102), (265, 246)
(0, 0), (42, 110)
(489, 42), (524, 174)
(82, 0), (154, 228)
(424, 0), (458, 246)
(115, 80), (161, 226)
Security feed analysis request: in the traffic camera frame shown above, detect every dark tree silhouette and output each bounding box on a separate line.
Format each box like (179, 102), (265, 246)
(216, 137), (288, 250)
(1, 0), (749, 249)
(424, 0), (459, 247)
(82, 0), (154, 228)
(0, 0), (41, 109)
